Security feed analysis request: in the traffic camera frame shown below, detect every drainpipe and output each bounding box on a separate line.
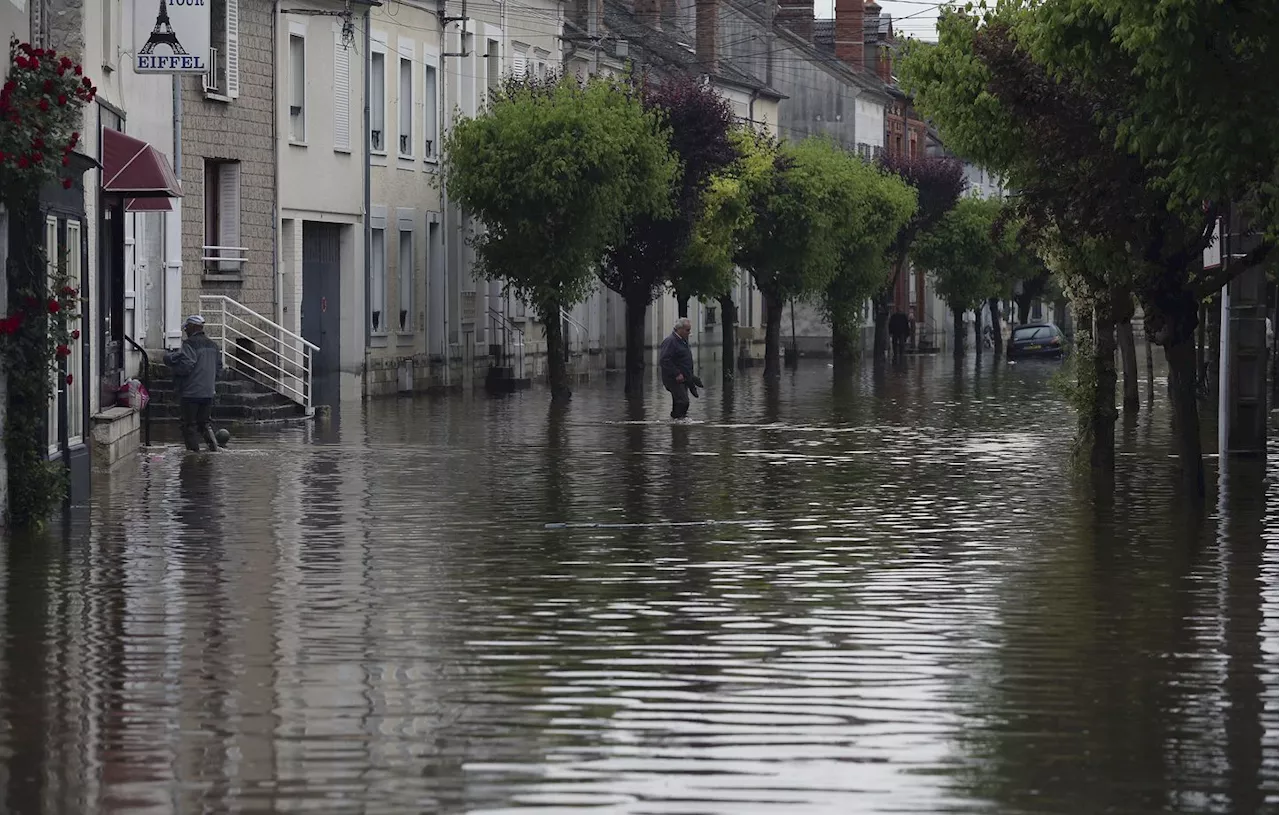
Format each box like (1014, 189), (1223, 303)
(272, 0), (282, 329)
(363, 4), (372, 354)
(439, 15), (450, 383)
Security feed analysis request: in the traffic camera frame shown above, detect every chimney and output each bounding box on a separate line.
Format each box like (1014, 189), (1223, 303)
(834, 0), (864, 71)
(636, 0), (660, 28)
(776, 0), (813, 41)
(696, 0), (718, 73)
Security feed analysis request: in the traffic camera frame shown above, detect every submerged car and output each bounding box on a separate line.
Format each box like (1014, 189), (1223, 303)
(1007, 323), (1065, 360)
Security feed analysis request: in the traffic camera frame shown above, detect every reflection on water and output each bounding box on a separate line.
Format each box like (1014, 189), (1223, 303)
(0, 352), (1275, 814)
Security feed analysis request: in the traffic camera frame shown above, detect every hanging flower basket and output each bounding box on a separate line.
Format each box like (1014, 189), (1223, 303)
(0, 37), (97, 529)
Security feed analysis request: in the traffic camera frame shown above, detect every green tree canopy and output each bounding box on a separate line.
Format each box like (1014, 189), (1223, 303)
(913, 195), (1002, 314)
(443, 75), (678, 393)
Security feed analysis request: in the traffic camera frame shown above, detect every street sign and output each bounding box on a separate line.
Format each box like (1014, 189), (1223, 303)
(1202, 217), (1222, 269)
(133, 0), (210, 74)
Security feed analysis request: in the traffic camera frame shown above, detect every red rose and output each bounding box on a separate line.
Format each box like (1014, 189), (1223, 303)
(29, 58), (39, 70)
(9, 114), (19, 125)
(18, 43), (31, 55)
(46, 49), (55, 58)
(3, 81), (14, 93)
(31, 137), (43, 150)
(59, 56), (71, 69)
(57, 94), (67, 105)
(70, 131), (79, 144)
(32, 48), (44, 57)
(38, 99), (49, 112)
(14, 56), (27, 69)
(31, 152), (44, 164)
(47, 299), (60, 314)
(42, 79), (53, 92)
(82, 76), (92, 87)
(65, 374), (73, 385)
(17, 156), (28, 168)
(71, 329), (80, 340)
(61, 178), (72, 189)
(56, 66), (65, 76)
(61, 155), (69, 166)
(55, 344), (70, 357)
(74, 65), (81, 75)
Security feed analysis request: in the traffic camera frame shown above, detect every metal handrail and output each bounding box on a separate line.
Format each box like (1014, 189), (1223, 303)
(199, 295), (315, 414)
(560, 307), (587, 354)
(122, 334), (151, 445)
(486, 307), (526, 380)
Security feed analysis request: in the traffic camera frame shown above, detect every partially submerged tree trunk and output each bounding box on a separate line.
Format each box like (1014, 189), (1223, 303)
(973, 311), (983, 357)
(763, 290), (784, 378)
(872, 291), (891, 359)
(1090, 306), (1119, 473)
(1145, 332), (1155, 403)
(1165, 332), (1206, 499)
(988, 297), (1003, 355)
(952, 307), (965, 358)
(1111, 296), (1141, 411)
(624, 296), (648, 396)
(718, 294), (736, 382)
(543, 302), (571, 399)
(831, 318), (856, 364)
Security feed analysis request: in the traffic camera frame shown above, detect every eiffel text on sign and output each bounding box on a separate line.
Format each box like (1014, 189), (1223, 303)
(133, 0), (211, 74)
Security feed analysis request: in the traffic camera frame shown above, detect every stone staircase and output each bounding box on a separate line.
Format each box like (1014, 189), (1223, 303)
(146, 363), (307, 425)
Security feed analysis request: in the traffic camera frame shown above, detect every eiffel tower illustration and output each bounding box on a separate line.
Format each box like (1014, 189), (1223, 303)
(139, 0), (188, 55)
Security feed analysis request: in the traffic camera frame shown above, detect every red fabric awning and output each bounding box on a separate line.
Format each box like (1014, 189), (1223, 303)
(125, 197), (173, 212)
(102, 128), (181, 200)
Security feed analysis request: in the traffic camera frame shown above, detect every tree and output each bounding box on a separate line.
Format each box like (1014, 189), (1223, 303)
(911, 196), (1001, 357)
(597, 73), (737, 395)
(873, 154), (967, 358)
(899, 7), (1257, 497)
(675, 127), (776, 380)
(444, 74), (678, 398)
(735, 137), (846, 379)
(820, 161), (918, 363)
(988, 209), (1049, 353)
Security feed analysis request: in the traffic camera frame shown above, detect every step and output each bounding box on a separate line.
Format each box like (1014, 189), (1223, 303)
(147, 401), (305, 423)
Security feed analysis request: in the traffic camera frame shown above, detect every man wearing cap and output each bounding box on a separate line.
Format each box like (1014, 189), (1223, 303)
(164, 315), (223, 452)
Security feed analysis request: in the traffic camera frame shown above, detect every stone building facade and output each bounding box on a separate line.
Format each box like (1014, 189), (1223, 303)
(181, 0), (278, 319)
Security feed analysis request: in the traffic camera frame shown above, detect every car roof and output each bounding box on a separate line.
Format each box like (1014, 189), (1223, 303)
(1011, 323), (1058, 330)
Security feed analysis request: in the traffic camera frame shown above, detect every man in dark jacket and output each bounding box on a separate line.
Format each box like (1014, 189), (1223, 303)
(165, 315), (223, 452)
(888, 311), (911, 359)
(658, 317), (700, 419)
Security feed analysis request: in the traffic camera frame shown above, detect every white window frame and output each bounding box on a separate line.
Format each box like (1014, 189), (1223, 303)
(370, 37), (388, 155)
(102, 0), (119, 72)
(397, 226), (413, 334)
(423, 48), (440, 163)
(46, 216), (59, 457)
(204, 160), (245, 274)
(333, 28), (352, 152)
(370, 207), (388, 335)
(288, 25), (308, 144)
(397, 42), (414, 159)
(512, 42), (529, 79)
(66, 221), (83, 445)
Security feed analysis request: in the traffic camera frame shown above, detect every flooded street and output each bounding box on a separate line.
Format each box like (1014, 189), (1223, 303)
(2, 352), (1275, 814)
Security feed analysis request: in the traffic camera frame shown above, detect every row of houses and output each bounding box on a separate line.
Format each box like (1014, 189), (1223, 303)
(2, 0), (986, 510)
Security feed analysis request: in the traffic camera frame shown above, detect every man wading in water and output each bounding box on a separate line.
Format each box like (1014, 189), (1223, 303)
(658, 317), (702, 420)
(165, 315), (223, 452)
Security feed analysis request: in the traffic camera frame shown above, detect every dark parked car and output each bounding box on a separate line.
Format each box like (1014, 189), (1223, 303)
(1007, 323), (1065, 360)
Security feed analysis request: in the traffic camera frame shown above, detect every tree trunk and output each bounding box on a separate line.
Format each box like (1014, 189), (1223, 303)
(973, 311), (983, 357)
(763, 290), (783, 378)
(677, 296), (690, 319)
(1090, 311), (1118, 473)
(831, 318), (855, 363)
(543, 303), (570, 399)
(1196, 301), (1207, 392)
(1015, 293), (1033, 325)
(952, 308), (965, 358)
(718, 294), (736, 382)
(988, 297), (1003, 355)
(872, 291), (891, 359)
(1117, 318), (1140, 413)
(1145, 332), (1155, 403)
(624, 297), (647, 396)
(1165, 334), (1206, 499)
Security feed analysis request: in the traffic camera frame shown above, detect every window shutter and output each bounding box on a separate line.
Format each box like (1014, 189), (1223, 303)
(333, 35), (351, 151)
(225, 0), (240, 98)
(512, 47), (528, 78)
(218, 162), (241, 272)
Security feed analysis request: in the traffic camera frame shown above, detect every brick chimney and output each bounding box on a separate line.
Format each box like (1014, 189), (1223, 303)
(636, 0), (660, 28)
(834, 0), (864, 71)
(776, 0), (813, 41)
(696, 0), (718, 73)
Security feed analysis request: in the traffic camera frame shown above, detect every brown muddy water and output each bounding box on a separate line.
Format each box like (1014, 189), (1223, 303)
(1, 351), (1275, 814)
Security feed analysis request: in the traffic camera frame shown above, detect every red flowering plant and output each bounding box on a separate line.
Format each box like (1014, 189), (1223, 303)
(0, 37), (94, 529)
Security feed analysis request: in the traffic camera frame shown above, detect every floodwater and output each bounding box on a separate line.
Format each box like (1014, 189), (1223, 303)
(1, 350), (1275, 814)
